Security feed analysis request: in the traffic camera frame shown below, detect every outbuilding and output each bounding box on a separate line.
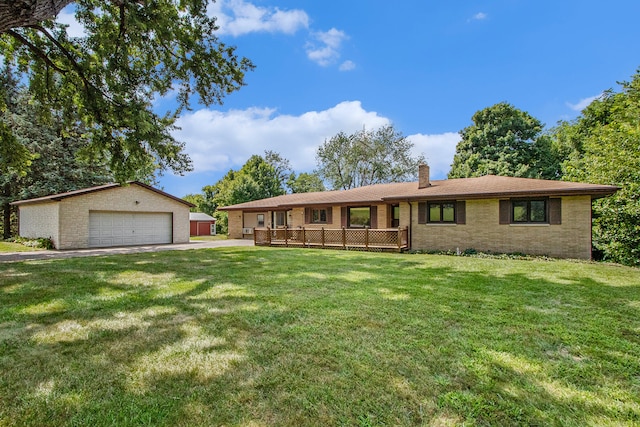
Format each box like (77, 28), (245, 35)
(11, 182), (194, 249)
(190, 212), (217, 236)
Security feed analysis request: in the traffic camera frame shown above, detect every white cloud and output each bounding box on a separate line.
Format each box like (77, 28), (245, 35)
(56, 5), (86, 38)
(173, 101), (391, 173)
(566, 94), (601, 111)
(469, 12), (488, 22)
(339, 60), (356, 71)
(173, 101), (459, 180)
(408, 133), (460, 180)
(306, 28), (348, 67)
(208, 0), (309, 36)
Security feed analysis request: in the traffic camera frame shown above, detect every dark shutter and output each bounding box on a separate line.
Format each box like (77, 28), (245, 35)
(549, 198), (562, 225)
(456, 201), (466, 224)
(499, 200), (510, 224)
(370, 206), (378, 229)
(304, 207), (311, 224)
(341, 207), (347, 227)
(418, 202), (426, 224)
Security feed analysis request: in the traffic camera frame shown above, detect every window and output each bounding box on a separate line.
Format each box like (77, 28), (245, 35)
(312, 208), (328, 223)
(390, 205), (400, 228)
(348, 207), (371, 228)
(512, 199), (547, 223)
(257, 214), (265, 227)
(428, 202), (456, 223)
(274, 211), (286, 227)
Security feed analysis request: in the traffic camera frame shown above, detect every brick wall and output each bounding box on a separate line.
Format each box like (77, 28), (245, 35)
(410, 196), (593, 259)
(227, 211), (244, 239)
(18, 202), (60, 247)
(23, 185), (190, 250)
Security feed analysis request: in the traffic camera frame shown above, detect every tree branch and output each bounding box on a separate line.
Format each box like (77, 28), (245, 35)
(6, 29), (68, 73)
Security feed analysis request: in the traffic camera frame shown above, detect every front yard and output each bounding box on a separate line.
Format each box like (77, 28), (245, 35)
(1, 247), (639, 426)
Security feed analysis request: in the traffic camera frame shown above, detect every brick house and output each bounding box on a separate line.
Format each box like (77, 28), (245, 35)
(219, 166), (619, 259)
(11, 182), (193, 249)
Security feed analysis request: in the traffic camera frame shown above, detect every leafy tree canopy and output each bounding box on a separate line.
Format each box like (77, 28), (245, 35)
(0, 0), (253, 181)
(449, 102), (561, 179)
(316, 125), (425, 190)
(553, 69), (640, 265)
(287, 172), (326, 193)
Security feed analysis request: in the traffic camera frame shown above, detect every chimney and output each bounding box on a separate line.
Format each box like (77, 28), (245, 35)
(418, 164), (430, 188)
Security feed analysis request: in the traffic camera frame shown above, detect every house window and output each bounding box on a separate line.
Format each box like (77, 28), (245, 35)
(512, 199), (547, 223)
(348, 207), (371, 228)
(274, 211), (286, 227)
(257, 214), (265, 227)
(428, 202), (455, 223)
(390, 205), (400, 228)
(312, 208), (328, 223)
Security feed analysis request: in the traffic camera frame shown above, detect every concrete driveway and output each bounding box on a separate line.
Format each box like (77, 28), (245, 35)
(0, 239), (254, 263)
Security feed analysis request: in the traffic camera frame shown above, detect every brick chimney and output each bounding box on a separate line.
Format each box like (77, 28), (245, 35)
(418, 164), (430, 188)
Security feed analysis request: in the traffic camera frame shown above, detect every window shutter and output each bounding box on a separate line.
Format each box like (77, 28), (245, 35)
(549, 198), (562, 225)
(341, 207), (347, 227)
(499, 200), (510, 224)
(456, 201), (466, 224)
(304, 208), (311, 224)
(370, 206), (378, 229)
(326, 207), (333, 224)
(418, 202), (426, 224)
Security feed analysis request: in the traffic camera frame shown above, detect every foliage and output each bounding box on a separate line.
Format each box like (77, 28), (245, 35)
(554, 70), (640, 265)
(316, 125), (425, 190)
(1, 71), (116, 238)
(182, 193), (207, 214)
(286, 172), (326, 193)
(449, 102), (562, 179)
(5, 236), (55, 249)
(0, 0), (253, 181)
(1, 248), (639, 425)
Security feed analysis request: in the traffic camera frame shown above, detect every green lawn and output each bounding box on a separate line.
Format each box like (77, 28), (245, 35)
(0, 241), (44, 253)
(1, 248), (639, 426)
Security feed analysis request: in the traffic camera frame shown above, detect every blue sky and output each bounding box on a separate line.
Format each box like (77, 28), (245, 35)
(63, 1), (640, 197)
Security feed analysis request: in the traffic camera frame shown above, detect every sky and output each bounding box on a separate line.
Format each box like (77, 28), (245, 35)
(60, 1), (640, 197)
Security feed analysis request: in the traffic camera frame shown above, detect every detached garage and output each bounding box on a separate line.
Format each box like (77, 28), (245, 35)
(12, 182), (194, 250)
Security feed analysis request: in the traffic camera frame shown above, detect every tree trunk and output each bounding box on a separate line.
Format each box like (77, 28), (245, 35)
(0, 0), (74, 33)
(2, 182), (11, 239)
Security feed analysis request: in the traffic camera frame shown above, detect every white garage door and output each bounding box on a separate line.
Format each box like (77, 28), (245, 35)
(89, 212), (173, 247)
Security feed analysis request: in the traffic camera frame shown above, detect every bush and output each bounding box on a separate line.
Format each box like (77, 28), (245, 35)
(6, 237), (54, 250)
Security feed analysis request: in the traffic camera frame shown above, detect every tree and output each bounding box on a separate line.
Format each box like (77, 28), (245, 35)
(316, 125), (425, 190)
(0, 0), (253, 181)
(553, 70), (640, 265)
(264, 150), (293, 192)
(287, 172), (326, 193)
(448, 102), (562, 179)
(182, 193), (206, 214)
(1, 74), (115, 238)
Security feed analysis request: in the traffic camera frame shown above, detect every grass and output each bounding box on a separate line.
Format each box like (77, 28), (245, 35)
(0, 241), (44, 253)
(190, 234), (228, 241)
(1, 247), (639, 426)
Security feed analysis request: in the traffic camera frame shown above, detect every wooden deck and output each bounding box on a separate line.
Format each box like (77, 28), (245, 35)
(254, 227), (409, 252)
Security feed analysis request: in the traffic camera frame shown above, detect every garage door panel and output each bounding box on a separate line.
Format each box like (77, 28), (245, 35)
(89, 212), (172, 247)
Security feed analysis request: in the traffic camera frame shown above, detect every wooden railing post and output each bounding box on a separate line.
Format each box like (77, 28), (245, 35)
(302, 227), (306, 247)
(284, 226), (288, 247)
(267, 227), (271, 245)
(321, 227), (325, 248)
(397, 226), (401, 251)
(365, 227), (369, 250)
(342, 227), (346, 249)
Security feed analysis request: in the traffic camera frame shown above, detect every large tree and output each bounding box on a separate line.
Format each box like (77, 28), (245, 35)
(1, 73), (115, 238)
(448, 102), (562, 179)
(553, 70), (640, 266)
(316, 125), (425, 190)
(286, 172), (325, 193)
(0, 0), (253, 181)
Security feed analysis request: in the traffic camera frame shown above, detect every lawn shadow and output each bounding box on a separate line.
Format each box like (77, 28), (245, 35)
(0, 248), (639, 425)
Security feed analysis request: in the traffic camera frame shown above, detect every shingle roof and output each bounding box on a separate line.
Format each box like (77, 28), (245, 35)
(219, 175), (619, 211)
(190, 212), (216, 221)
(10, 181), (195, 207)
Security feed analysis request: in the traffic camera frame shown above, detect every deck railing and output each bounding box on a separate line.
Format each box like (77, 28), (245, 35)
(254, 227), (409, 252)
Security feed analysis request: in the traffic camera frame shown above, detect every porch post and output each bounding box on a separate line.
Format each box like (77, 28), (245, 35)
(342, 227), (346, 249)
(284, 226), (288, 247)
(365, 227), (369, 250)
(321, 227), (325, 248)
